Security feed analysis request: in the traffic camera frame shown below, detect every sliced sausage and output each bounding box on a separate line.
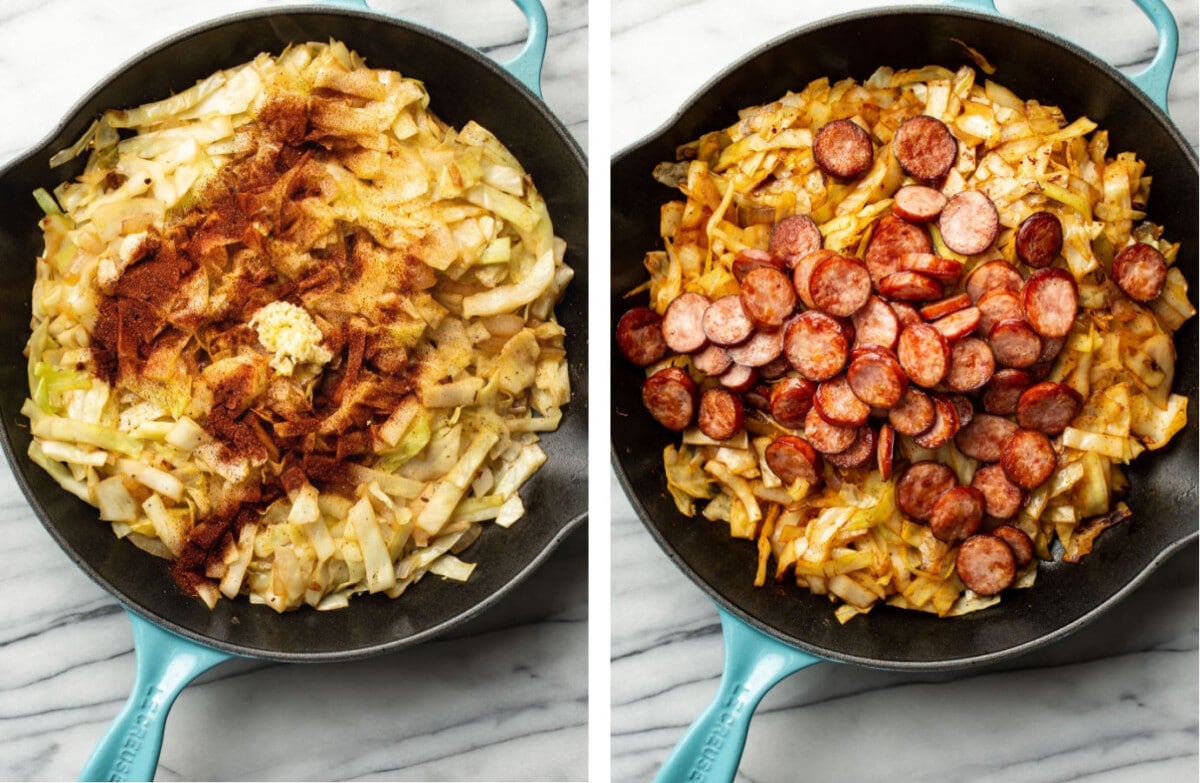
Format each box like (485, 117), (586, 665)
(971, 464), (1023, 520)
(769, 376), (817, 428)
(765, 435), (823, 486)
(702, 295), (756, 346)
(847, 349), (907, 408)
(810, 255), (872, 317)
(814, 374), (871, 427)
(981, 368), (1031, 415)
(899, 252), (964, 281)
(793, 249), (839, 308)
(740, 267), (797, 328)
(878, 271), (944, 302)
(1015, 381), (1082, 435)
(932, 306), (982, 342)
(919, 292), (973, 321)
(784, 311), (850, 382)
(913, 394), (961, 449)
(865, 216), (932, 285)
(1000, 428), (1057, 489)
(955, 534), (1017, 595)
(896, 461), (959, 522)
(826, 425), (877, 469)
(851, 296), (900, 351)
(698, 388), (745, 441)
(892, 185), (947, 223)
(759, 355), (792, 380)
(813, 118), (875, 179)
(804, 405), (859, 455)
(892, 115), (958, 182)
(692, 343), (733, 376)
(888, 386), (937, 436)
(945, 337), (995, 393)
(661, 292), (712, 353)
(954, 413), (1018, 463)
(877, 423), (896, 479)
(1015, 211), (1063, 268)
(991, 525), (1034, 567)
(1112, 242), (1168, 303)
(727, 327), (784, 367)
(891, 301), (923, 331)
(939, 190), (1000, 256)
(929, 486), (985, 543)
(641, 367), (697, 431)
(1022, 267), (1078, 338)
(617, 307), (667, 366)
(743, 384), (773, 413)
(897, 323), (951, 388)
(976, 288), (1025, 337)
(1038, 335), (1067, 364)
(949, 394), (975, 429)
(770, 215), (823, 264)
(719, 363), (758, 392)
(966, 260), (1023, 303)
(732, 248), (786, 282)
(988, 318), (1043, 369)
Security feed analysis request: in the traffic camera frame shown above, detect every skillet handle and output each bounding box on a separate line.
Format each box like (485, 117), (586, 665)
(653, 607), (821, 783)
(78, 610), (232, 782)
(944, 0), (1177, 110)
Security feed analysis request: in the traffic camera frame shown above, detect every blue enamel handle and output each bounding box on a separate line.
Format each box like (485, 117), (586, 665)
(319, 0), (547, 96)
(653, 607), (822, 783)
(78, 611), (232, 782)
(946, 0), (1177, 110)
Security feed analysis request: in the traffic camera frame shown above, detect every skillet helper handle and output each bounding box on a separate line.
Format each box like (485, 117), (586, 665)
(78, 610), (232, 782)
(654, 607), (821, 783)
(944, 0), (1177, 110)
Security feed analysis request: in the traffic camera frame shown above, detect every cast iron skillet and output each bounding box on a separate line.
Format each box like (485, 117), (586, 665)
(611, 0), (1196, 779)
(0, 0), (587, 778)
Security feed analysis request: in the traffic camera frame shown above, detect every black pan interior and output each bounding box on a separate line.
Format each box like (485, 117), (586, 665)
(612, 8), (1197, 669)
(0, 7), (588, 661)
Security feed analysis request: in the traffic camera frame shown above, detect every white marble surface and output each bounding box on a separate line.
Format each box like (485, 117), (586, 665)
(610, 1), (1198, 782)
(0, 1), (587, 780)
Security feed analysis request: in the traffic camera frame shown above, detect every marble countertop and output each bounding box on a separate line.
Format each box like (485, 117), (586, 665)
(0, 1), (587, 780)
(610, 1), (1198, 782)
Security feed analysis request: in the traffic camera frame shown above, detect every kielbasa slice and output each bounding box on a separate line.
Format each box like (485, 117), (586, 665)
(702, 295), (756, 346)
(932, 306), (982, 342)
(732, 248), (786, 282)
(938, 190), (1000, 256)
(897, 323), (951, 388)
(698, 388), (745, 441)
(847, 349), (907, 408)
(878, 271), (944, 302)
(966, 260), (1023, 303)
(740, 267), (797, 328)
(810, 255), (872, 317)
(759, 354), (792, 380)
(663, 292), (712, 353)
(1022, 267), (1078, 338)
(945, 337), (995, 393)
(813, 118), (875, 179)
(929, 486), (985, 543)
(641, 367), (697, 431)
(814, 374), (871, 427)
(955, 534), (1017, 595)
(899, 252), (964, 281)
(617, 306), (667, 366)
(1112, 242), (1168, 303)
(770, 376), (817, 428)
(981, 368), (1031, 416)
(826, 425), (878, 469)
(920, 292), (973, 321)
(1015, 381), (1082, 435)
(954, 413), (1018, 463)
(949, 394), (975, 429)
(785, 311), (850, 382)
(890, 301), (923, 332)
(851, 296), (901, 351)
(719, 363), (758, 392)
(888, 386), (937, 436)
(987, 318), (1043, 369)
(892, 184), (947, 223)
(991, 525), (1034, 568)
(865, 216), (932, 285)
(727, 327), (784, 367)
(896, 461), (958, 522)
(1015, 211), (1063, 268)
(804, 405), (859, 455)
(975, 288), (1025, 338)
(913, 394), (961, 449)
(770, 215), (823, 264)
(892, 115), (958, 182)
(765, 435), (823, 486)
(971, 464), (1023, 520)
(692, 343), (733, 376)
(877, 423), (896, 479)
(793, 249), (839, 309)
(1000, 428), (1057, 489)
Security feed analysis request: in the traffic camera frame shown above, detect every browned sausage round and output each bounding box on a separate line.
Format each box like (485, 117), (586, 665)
(913, 394), (961, 449)
(956, 534), (1017, 595)
(1111, 242), (1168, 303)
(851, 296), (901, 351)
(878, 271), (944, 302)
(641, 367), (697, 431)
(810, 255), (872, 317)
(804, 405), (859, 455)
(896, 461), (959, 522)
(719, 363), (758, 392)
(765, 435), (823, 486)
(888, 385), (937, 436)
(813, 118), (875, 179)
(702, 295), (756, 346)
(939, 190), (1000, 256)
(981, 368), (1031, 415)
(971, 464), (1023, 520)
(770, 376), (817, 428)
(987, 318), (1043, 369)
(899, 252), (965, 281)
(1000, 428), (1057, 489)
(785, 311), (850, 382)
(966, 260), (1023, 303)
(954, 413), (1018, 463)
(945, 337), (995, 393)
(727, 327), (785, 367)
(1015, 211), (1063, 268)
(847, 349), (908, 408)
(692, 343), (733, 376)
(814, 374), (872, 427)
(698, 388), (745, 441)
(920, 292), (973, 321)
(865, 216), (932, 285)
(740, 267), (797, 328)
(770, 215), (823, 264)
(1022, 267), (1078, 338)
(617, 307), (668, 367)
(877, 423), (896, 479)
(897, 323), (951, 388)
(662, 292), (712, 353)
(1015, 381), (1082, 435)
(949, 394), (975, 429)
(759, 355), (792, 380)
(892, 184), (947, 223)
(932, 306), (982, 342)
(991, 525), (1034, 568)
(792, 248), (839, 308)
(743, 384), (773, 413)
(975, 288), (1025, 338)
(890, 301), (923, 332)
(892, 115), (958, 182)
(1038, 335), (1067, 364)
(929, 486), (985, 543)
(826, 424), (878, 469)
(732, 248), (786, 282)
